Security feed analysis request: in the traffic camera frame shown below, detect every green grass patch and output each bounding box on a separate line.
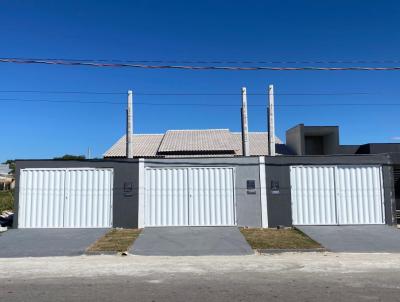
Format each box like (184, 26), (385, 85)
(240, 228), (322, 250)
(0, 191), (14, 213)
(87, 228), (142, 253)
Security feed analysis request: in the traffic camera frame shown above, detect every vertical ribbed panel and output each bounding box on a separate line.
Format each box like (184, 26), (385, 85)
(64, 169), (113, 228)
(290, 166), (337, 225)
(290, 165), (385, 225)
(189, 167), (235, 226)
(336, 166), (384, 224)
(145, 168), (189, 226)
(18, 168), (113, 228)
(144, 167), (235, 227)
(19, 169), (65, 228)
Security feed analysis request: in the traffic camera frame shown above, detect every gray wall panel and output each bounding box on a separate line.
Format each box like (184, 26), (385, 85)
(382, 165), (395, 226)
(265, 165), (292, 227)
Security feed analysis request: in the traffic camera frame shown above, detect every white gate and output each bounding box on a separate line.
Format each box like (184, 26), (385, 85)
(335, 166), (385, 224)
(290, 166), (337, 225)
(145, 168), (189, 226)
(144, 167), (235, 227)
(290, 165), (385, 225)
(18, 168), (113, 228)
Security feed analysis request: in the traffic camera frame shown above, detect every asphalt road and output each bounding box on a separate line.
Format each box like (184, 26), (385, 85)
(1, 253), (400, 302)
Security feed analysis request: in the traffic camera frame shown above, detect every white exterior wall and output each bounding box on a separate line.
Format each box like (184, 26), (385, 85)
(18, 168), (113, 228)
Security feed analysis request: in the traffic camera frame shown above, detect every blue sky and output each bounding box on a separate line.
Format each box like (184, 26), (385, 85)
(1, 0), (400, 162)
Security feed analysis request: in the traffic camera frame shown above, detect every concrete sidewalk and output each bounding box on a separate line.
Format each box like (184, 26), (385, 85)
(130, 227), (254, 256)
(297, 225), (400, 253)
(0, 228), (109, 257)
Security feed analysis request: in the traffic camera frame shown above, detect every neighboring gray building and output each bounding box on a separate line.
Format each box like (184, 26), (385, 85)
(286, 124), (400, 155)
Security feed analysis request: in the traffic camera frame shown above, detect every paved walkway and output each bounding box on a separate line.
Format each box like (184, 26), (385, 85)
(130, 227), (254, 256)
(297, 225), (400, 252)
(0, 228), (109, 257)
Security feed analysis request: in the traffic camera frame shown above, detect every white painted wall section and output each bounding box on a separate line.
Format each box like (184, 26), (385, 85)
(258, 157), (268, 228)
(138, 158), (145, 228)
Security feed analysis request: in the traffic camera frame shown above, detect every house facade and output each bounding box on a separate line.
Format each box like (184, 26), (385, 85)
(10, 88), (400, 229)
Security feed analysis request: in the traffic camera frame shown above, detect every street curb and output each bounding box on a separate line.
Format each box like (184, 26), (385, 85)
(85, 251), (128, 256)
(257, 248), (327, 254)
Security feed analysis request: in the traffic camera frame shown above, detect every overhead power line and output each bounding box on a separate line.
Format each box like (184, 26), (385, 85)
(1, 57), (400, 71)
(4, 56), (400, 65)
(0, 89), (372, 96)
(1, 97), (400, 107)
(0, 90), (125, 95)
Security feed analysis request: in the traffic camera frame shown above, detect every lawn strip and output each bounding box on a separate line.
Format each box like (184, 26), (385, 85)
(240, 228), (322, 250)
(87, 228), (142, 253)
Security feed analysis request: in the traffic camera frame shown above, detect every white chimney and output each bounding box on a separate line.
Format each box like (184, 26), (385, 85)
(241, 87), (250, 156)
(268, 84), (276, 156)
(126, 90), (133, 159)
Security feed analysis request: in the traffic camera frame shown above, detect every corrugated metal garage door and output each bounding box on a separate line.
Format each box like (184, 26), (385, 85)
(336, 166), (384, 224)
(189, 168), (235, 226)
(18, 169), (66, 228)
(290, 166), (337, 225)
(145, 168), (189, 226)
(18, 168), (113, 228)
(144, 167), (235, 227)
(290, 165), (385, 225)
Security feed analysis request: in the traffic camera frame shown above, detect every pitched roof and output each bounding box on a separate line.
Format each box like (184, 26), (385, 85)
(103, 129), (283, 158)
(158, 129), (235, 153)
(103, 134), (164, 158)
(232, 132), (271, 156)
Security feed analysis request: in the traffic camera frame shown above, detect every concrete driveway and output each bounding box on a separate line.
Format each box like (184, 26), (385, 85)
(130, 227), (254, 256)
(0, 228), (109, 258)
(297, 225), (400, 253)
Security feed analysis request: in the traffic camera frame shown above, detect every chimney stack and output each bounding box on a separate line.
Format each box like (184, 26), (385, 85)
(268, 84), (276, 156)
(126, 90), (133, 159)
(241, 87), (250, 156)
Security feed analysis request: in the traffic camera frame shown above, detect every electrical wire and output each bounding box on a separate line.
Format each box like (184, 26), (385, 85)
(1, 97), (400, 107)
(5, 56), (400, 65)
(0, 90), (125, 95)
(2, 57), (400, 71)
(0, 90), (373, 96)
